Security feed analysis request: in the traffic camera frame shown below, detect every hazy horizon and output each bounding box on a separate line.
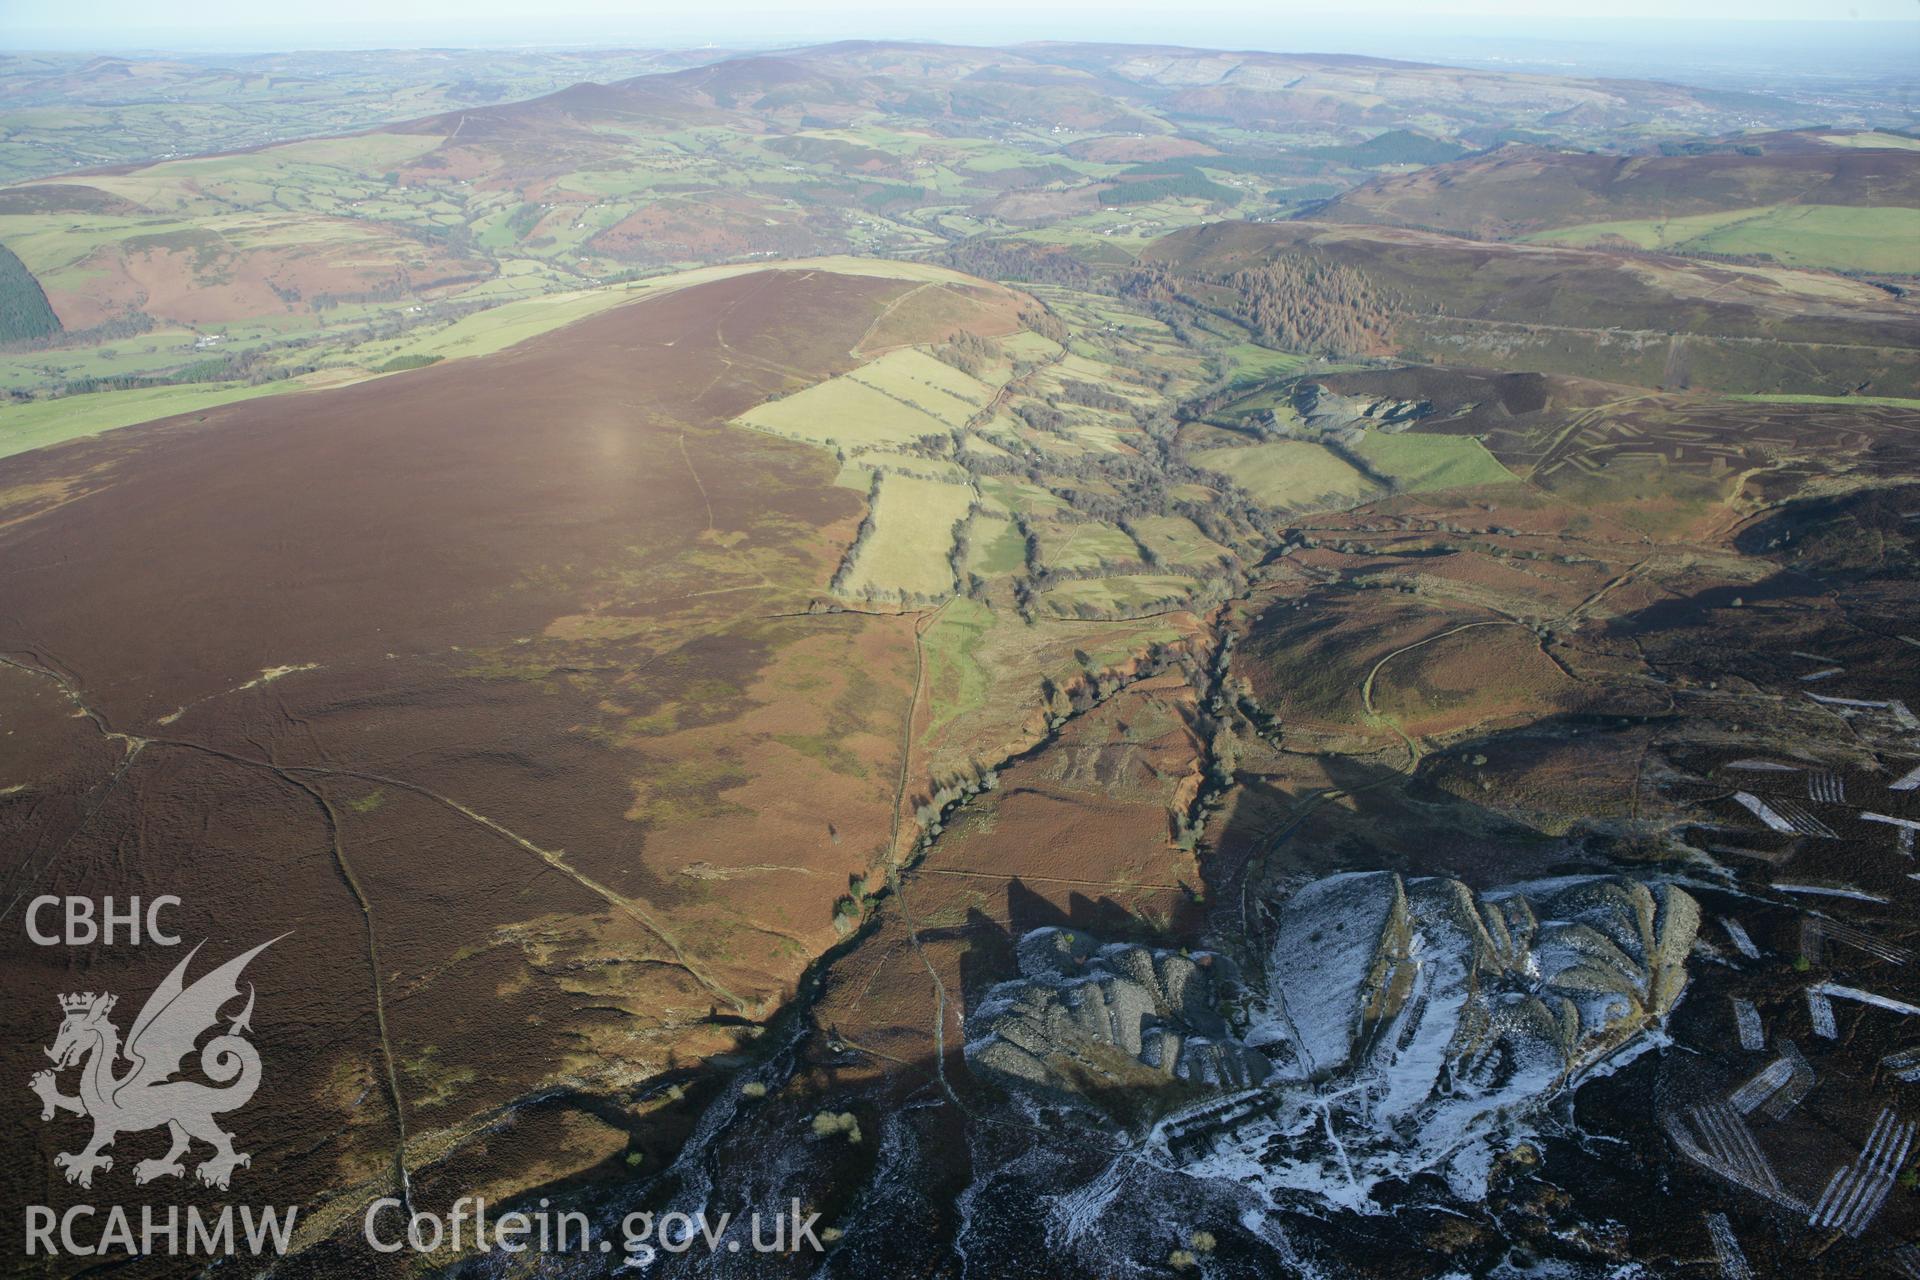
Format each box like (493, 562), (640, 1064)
(5, 4), (1918, 71)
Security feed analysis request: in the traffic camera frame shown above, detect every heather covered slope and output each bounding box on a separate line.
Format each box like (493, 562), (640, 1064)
(0, 263), (1036, 1233)
(6, 32), (1920, 1277)
(1141, 218), (1920, 394)
(1310, 130), (1920, 272)
(1314, 131), (1920, 234)
(0, 256), (1260, 1251)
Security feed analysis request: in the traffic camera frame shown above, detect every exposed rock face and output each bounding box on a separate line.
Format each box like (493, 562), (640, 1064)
(965, 873), (1699, 1211)
(1253, 871), (1699, 1088)
(965, 928), (1273, 1100)
(1206, 873), (1699, 1207)
(1292, 382), (1433, 437)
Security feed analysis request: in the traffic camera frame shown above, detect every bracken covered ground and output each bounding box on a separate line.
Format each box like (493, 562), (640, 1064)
(0, 265), (1032, 1237)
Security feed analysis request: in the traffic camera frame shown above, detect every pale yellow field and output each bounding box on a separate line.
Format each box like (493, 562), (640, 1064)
(839, 473), (976, 600)
(738, 346), (996, 451)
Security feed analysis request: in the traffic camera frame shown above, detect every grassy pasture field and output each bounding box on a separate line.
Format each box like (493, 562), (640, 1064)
(740, 370), (952, 452)
(1351, 432), (1518, 492)
(1033, 519), (1145, 572)
(1001, 330), (1065, 361)
(1191, 440), (1380, 510)
(836, 453), (973, 489)
(0, 325), (207, 386)
(1128, 514), (1233, 568)
(850, 347), (996, 428)
(838, 472), (975, 600)
(1222, 343), (1311, 383)
(913, 598), (1198, 784)
(977, 475), (1068, 516)
(371, 285), (652, 365)
(1730, 392), (1920, 409)
(739, 345), (999, 452)
(1038, 574), (1200, 616)
(963, 513), (1030, 578)
(1526, 204), (1920, 274)
(1820, 132), (1920, 150)
(0, 377), (299, 460)
(73, 132), (446, 215)
(921, 597), (997, 735)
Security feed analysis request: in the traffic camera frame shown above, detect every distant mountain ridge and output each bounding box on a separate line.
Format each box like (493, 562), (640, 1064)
(1311, 129), (1920, 240)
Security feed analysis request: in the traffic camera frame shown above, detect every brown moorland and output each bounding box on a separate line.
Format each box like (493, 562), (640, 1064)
(1313, 133), (1920, 240)
(1144, 220), (1920, 396)
(0, 266), (1026, 1232)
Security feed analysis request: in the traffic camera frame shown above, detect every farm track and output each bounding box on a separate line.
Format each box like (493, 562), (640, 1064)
(852, 281), (938, 356)
(1233, 614), (1548, 944)
(880, 602), (973, 1105)
(286, 774), (413, 1208)
(1433, 314), (1920, 355)
(0, 650), (750, 1022)
(678, 431), (715, 532)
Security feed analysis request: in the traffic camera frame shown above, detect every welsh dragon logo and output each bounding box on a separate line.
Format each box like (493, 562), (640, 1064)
(29, 936), (282, 1190)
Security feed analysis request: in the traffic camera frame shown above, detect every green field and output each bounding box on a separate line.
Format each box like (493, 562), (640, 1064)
(1221, 343), (1310, 384)
(373, 286), (652, 365)
(977, 476), (1067, 517)
(922, 597), (996, 734)
(1729, 392), (1920, 409)
(963, 513), (1030, 577)
(1128, 515), (1232, 568)
(850, 348), (995, 429)
(1038, 574), (1199, 615)
(741, 374), (952, 453)
(1190, 441), (1380, 510)
(1527, 204), (1920, 274)
(1034, 519), (1145, 572)
(1819, 132), (1920, 151)
(0, 378), (299, 461)
(836, 453), (973, 489)
(1351, 433), (1518, 493)
(740, 346), (996, 453)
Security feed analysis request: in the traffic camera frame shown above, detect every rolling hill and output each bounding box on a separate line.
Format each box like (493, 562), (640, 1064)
(1312, 129), (1920, 271)
(1141, 218), (1920, 394)
(0, 40), (1856, 399)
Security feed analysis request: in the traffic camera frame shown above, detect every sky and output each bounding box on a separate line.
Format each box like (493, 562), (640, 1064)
(4, 0), (1918, 59)
(6, 0), (1919, 42)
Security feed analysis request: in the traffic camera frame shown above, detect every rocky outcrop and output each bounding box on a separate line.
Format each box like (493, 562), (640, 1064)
(965, 928), (1271, 1101)
(1292, 382), (1432, 438)
(1253, 872), (1698, 1093)
(966, 872), (1699, 1209)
